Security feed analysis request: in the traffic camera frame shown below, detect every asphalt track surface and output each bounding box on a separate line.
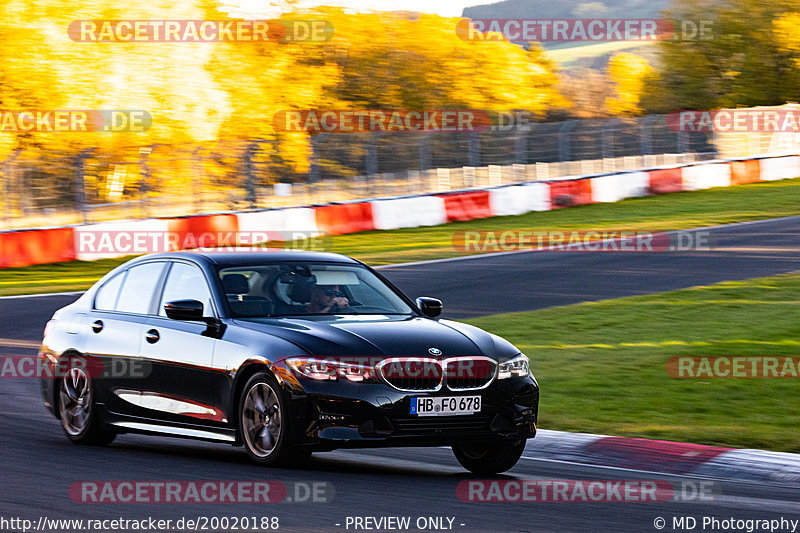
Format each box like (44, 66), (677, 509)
(2, 216), (800, 532)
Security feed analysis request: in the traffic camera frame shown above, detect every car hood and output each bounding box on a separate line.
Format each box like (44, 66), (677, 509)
(232, 315), (520, 361)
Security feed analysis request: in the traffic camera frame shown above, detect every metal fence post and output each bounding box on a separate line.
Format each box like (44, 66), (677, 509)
(309, 134), (324, 182)
(558, 120), (577, 162)
(1, 149), (20, 225)
(192, 147), (202, 213)
(602, 118), (619, 160)
(640, 115), (657, 156)
(74, 148), (94, 224)
(366, 134), (378, 176)
(139, 145), (153, 218)
(419, 133), (431, 171)
(677, 129), (689, 154)
(366, 133), (380, 196)
(243, 142), (258, 208)
(468, 132), (481, 167)
(514, 132), (526, 164)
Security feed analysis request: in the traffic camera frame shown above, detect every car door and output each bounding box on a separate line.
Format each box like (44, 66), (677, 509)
(138, 260), (226, 427)
(84, 261), (167, 417)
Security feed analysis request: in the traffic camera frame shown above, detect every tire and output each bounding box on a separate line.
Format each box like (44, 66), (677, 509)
(57, 357), (115, 446)
(452, 439), (525, 475)
(239, 372), (298, 466)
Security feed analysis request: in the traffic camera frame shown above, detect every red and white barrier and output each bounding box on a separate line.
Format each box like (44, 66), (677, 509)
(681, 162), (732, 191)
(730, 160), (761, 185)
(758, 155), (800, 181)
(0, 227), (76, 268)
(489, 183), (550, 215)
(647, 168), (683, 194)
(4, 154), (800, 268)
(74, 219), (170, 261)
(371, 196), (447, 230)
(548, 177), (593, 208)
(167, 214), (240, 248)
(314, 202), (374, 235)
(440, 191), (493, 222)
(236, 207), (319, 241)
(591, 172), (649, 203)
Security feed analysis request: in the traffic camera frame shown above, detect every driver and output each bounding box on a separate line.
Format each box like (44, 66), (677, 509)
(306, 284), (349, 313)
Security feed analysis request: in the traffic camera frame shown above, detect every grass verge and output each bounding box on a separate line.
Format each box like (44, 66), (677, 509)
(2, 178), (800, 296)
(465, 272), (800, 452)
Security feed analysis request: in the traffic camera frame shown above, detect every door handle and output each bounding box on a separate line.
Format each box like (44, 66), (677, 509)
(145, 329), (160, 344)
(92, 320), (103, 333)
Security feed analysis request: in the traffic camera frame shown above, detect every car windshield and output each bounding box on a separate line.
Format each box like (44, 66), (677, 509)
(217, 262), (415, 317)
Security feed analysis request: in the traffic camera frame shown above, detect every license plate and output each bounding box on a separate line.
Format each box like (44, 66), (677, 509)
(410, 396), (481, 416)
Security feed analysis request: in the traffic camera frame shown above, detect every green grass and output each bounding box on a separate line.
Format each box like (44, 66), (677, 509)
(0, 257), (140, 297)
(2, 178), (800, 296)
(465, 273), (800, 452)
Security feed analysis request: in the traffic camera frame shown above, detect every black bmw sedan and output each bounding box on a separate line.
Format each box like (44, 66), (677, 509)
(39, 251), (539, 474)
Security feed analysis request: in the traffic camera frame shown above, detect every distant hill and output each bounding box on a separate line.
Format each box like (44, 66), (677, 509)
(545, 40), (658, 69)
(463, 0), (672, 69)
(462, 0), (672, 21)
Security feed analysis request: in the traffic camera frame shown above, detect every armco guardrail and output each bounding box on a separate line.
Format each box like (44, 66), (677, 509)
(0, 154), (797, 268)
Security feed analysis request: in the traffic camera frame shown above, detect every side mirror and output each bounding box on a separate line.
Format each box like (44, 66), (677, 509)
(416, 297), (443, 318)
(164, 299), (204, 321)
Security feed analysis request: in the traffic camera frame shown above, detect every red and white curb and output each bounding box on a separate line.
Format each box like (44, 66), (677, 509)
(525, 429), (800, 483)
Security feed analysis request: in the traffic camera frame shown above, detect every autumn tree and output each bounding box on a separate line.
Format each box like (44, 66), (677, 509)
(1, 1), (567, 212)
(605, 53), (652, 116)
(210, 8), (565, 174)
(643, 0), (800, 112)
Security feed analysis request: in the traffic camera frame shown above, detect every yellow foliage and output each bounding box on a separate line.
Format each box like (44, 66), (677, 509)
(0, 2), (565, 189)
(605, 52), (652, 116)
(774, 12), (800, 67)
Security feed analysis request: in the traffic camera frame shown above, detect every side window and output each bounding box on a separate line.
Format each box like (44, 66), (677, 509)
(94, 271), (126, 311)
(115, 262), (166, 315)
(158, 262), (214, 317)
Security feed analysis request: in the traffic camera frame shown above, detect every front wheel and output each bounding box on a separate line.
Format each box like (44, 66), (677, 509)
(452, 439), (526, 475)
(239, 372), (299, 466)
(58, 358), (115, 446)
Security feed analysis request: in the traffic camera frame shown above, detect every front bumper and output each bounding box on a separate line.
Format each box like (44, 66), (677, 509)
(281, 373), (539, 450)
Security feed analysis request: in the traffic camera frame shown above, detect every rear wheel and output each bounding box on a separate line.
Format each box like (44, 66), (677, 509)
(452, 439), (525, 474)
(240, 372), (300, 466)
(58, 358), (115, 446)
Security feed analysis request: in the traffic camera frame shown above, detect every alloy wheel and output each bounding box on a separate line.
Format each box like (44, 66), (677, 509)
(242, 381), (282, 458)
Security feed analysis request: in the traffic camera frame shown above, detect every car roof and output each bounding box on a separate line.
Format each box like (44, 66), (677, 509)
(129, 249), (360, 268)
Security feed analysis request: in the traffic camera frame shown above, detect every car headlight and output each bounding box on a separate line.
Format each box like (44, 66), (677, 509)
(497, 353), (530, 379)
(286, 357), (377, 383)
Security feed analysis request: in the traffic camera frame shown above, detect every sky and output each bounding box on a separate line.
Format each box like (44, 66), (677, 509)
(218, 0), (485, 18)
